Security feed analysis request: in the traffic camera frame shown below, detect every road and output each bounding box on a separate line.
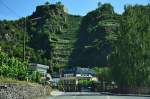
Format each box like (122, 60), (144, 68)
(47, 92), (150, 99)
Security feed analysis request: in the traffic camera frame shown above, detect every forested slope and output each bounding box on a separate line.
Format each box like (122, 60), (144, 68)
(1, 2), (150, 77)
(69, 4), (120, 67)
(0, 2), (82, 70)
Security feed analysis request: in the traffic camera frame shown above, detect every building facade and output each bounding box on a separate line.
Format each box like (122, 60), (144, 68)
(60, 67), (98, 91)
(29, 63), (49, 77)
(60, 67), (98, 85)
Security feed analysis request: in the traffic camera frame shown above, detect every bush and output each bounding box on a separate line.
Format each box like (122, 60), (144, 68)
(30, 71), (42, 83)
(92, 67), (112, 81)
(0, 52), (28, 80)
(78, 80), (93, 86)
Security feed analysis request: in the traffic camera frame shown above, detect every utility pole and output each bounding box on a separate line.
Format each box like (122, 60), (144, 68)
(23, 17), (43, 82)
(23, 17), (41, 61)
(23, 17), (28, 82)
(23, 17), (27, 61)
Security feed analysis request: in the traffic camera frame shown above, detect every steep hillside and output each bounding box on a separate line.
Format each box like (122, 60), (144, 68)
(70, 4), (120, 67)
(27, 3), (82, 70)
(0, 2), (82, 71)
(0, 3), (121, 70)
(0, 19), (26, 60)
(50, 15), (82, 69)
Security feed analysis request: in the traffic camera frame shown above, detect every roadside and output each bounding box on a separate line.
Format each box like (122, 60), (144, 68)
(50, 90), (150, 97)
(51, 90), (64, 96)
(45, 92), (150, 99)
(0, 82), (51, 99)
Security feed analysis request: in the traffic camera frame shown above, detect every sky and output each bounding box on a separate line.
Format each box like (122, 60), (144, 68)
(0, 0), (150, 20)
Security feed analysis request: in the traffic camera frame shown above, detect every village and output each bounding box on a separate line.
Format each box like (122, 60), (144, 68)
(0, 0), (150, 99)
(29, 63), (117, 92)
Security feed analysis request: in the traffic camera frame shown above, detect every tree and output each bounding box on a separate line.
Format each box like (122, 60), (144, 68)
(98, 2), (102, 8)
(92, 67), (112, 81)
(45, 1), (50, 5)
(56, 1), (62, 5)
(0, 51), (28, 80)
(109, 5), (150, 87)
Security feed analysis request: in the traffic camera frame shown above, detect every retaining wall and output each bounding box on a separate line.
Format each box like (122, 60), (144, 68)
(0, 83), (51, 99)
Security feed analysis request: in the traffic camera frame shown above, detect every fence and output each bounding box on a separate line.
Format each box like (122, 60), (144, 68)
(110, 87), (150, 94)
(57, 82), (117, 92)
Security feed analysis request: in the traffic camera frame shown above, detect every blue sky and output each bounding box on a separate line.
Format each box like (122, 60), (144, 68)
(0, 0), (149, 20)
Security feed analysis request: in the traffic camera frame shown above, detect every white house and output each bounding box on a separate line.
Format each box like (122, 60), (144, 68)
(60, 67), (98, 85)
(29, 63), (49, 77)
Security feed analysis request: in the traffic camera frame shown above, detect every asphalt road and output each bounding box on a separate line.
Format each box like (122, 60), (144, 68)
(47, 92), (150, 99)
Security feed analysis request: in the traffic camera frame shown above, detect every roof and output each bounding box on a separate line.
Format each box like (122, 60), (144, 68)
(52, 72), (60, 78)
(76, 67), (96, 76)
(29, 63), (49, 70)
(62, 67), (97, 76)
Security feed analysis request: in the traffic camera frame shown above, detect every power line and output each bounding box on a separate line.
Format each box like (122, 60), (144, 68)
(0, 0), (20, 18)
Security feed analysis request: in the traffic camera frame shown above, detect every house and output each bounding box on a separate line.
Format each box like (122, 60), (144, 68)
(51, 72), (61, 86)
(60, 67), (98, 85)
(29, 63), (49, 77)
(59, 67), (98, 91)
